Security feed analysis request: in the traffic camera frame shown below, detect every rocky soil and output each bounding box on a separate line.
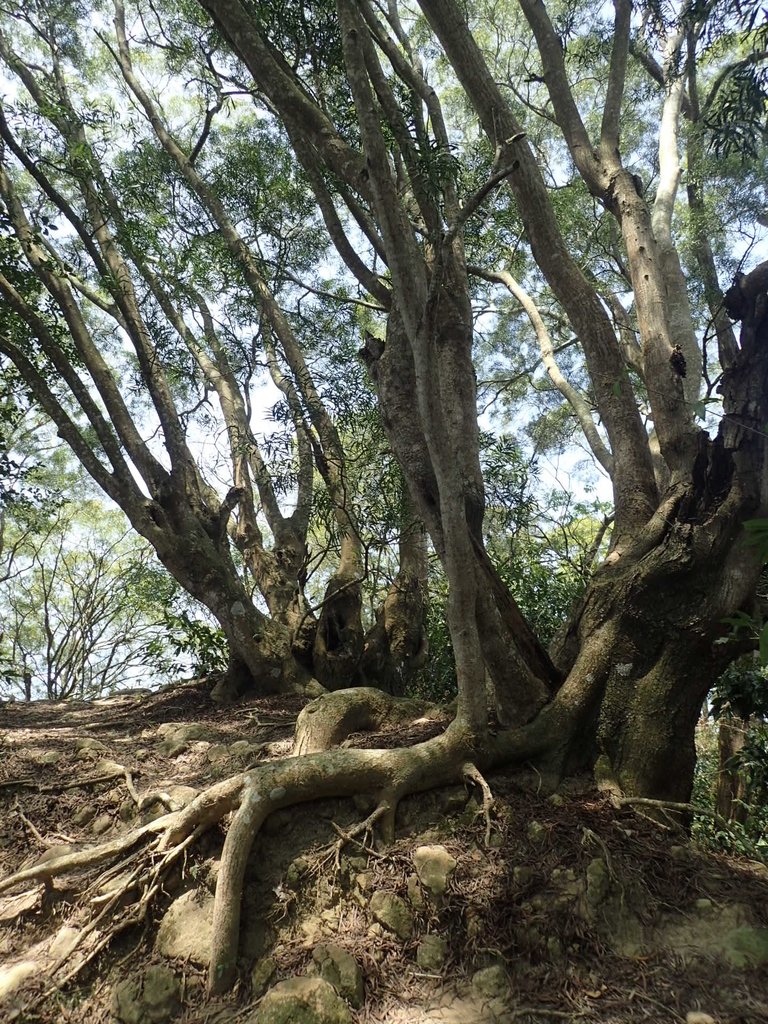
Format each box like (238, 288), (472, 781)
(1, 680), (767, 1024)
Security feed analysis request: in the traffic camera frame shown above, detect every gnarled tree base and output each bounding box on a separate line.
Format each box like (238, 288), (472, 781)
(0, 663), (732, 1007)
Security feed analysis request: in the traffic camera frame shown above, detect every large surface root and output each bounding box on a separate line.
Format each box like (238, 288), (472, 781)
(0, 722), (491, 998)
(204, 728), (476, 993)
(292, 686), (437, 754)
(6, 676), (768, 1024)
(0, 678), (557, 1005)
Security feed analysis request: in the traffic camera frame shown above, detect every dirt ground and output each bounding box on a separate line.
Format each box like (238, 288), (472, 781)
(1, 680), (767, 1024)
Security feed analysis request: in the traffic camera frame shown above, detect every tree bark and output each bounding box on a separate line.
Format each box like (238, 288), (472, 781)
(360, 512), (429, 694)
(552, 270), (768, 796)
(367, 312), (557, 722)
(716, 717), (750, 825)
(312, 564), (365, 691)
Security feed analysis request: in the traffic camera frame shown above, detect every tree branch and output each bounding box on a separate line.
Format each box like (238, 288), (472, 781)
(651, 29), (686, 248)
(516, 0), (603, 193)
(684, 36), (739, 370)
(416, 0), (658, 539)
(299, 156), (390, 303)
(0, 329), (130, 506)
(470, 265), (614, 475)
(335, 0), (427, 339)
(600, 0), (631, 156)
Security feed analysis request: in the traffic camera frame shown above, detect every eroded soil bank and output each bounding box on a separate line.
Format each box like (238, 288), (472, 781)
(1, 682), (767, 1023)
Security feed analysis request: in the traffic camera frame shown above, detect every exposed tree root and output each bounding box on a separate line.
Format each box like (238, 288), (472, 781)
(615, 795), (732, 832)
(0, 812), (178, 894)
(23, 825), (204, 1011)
(326, 801), (393, 868)
(0, 720), (501, 999)
(335, 800), (394, 847)
(292, 686), (436, 754)
(203, 728), (477, 993)
(13, 801), (65, 849)
(0, 686), (561, 1004)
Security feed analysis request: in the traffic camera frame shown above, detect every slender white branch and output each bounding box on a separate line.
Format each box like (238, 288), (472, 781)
(651, 31), (686, 246)
(471, 266), (614, 476)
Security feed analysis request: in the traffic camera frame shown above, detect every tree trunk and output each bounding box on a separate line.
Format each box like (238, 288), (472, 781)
(127, 488), (304, 700)
(312, 575), (364, 690)
(550, 457), (767, 800)
(366, 311), (556, 722)
(360, 514), (429, 694)
(532, 575), (753, 804)
(716, 717), (750, 825)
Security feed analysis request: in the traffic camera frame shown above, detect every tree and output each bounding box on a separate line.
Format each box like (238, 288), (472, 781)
(0, 414), (178, 699)
(710, 638), (768, 830)
(0, 0), (767, 995)
(0, 0), (428, 700)
(0, 498), (174, 700)
(198, 0), (767, 793)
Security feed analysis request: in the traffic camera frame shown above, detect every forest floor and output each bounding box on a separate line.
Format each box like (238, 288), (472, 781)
(0, 680), (767, 1024)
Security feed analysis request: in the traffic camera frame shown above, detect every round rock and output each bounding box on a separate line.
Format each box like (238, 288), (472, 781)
(412, 845), (457, 897)
(155, 890), (214, 965)
(251, 976), (353, 1024)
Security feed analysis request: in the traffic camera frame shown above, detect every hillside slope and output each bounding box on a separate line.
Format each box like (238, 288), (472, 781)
(1, 682), (767, 1023)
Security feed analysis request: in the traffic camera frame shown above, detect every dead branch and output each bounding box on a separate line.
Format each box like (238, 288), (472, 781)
(0, 768), (129, 793)
(462, 762), (494, 846)
(0, 812), (178, 894)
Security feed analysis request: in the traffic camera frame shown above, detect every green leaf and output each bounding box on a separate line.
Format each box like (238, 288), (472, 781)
(722, 611), (756, 630)
(691, 397), (719, 421)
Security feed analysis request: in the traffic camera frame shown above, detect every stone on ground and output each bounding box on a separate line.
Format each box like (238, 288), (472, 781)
(416, 933), (448, 971)
(155, 890), (214, 964)
(252, 976), (353, 1024)
(412, 845), (457, 897)
(312, 943), (364, 1007)
(368, 891), (413, 940)
(142, 964), (181, 1022)
(251, 957), (277, 998)
(471, 964), (509, 1000)
(111, 965), (181, 1024)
